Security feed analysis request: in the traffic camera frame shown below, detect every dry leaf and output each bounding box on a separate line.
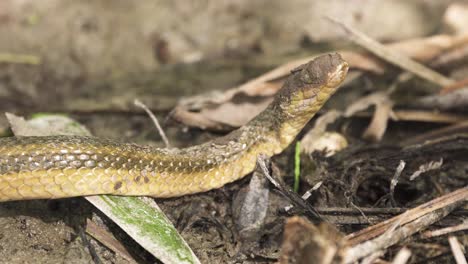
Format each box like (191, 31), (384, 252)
(173, 34), (468, 131)
(279, 216), (347, 264)
(301, 110), (348, 156)
(193, 96), (273, 127)
(303, 132), (348, 157)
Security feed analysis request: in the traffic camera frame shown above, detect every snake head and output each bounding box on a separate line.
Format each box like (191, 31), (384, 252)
(264, 53), (349, 148)
(276, 53), (348, 111)
(296, 53), (348, 99)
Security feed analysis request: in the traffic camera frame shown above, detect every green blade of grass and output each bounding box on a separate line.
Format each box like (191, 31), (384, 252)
(294, 141), (301, 193)
(6, 113), (200, 264)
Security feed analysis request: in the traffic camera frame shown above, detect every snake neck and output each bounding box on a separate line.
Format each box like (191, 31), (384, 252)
(240, 106), (308, 158)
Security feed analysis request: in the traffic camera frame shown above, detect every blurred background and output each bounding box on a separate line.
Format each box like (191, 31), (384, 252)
(0, 0), (457, 116)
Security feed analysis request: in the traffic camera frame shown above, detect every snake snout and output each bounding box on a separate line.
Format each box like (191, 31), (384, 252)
(327, 61), (349, 88)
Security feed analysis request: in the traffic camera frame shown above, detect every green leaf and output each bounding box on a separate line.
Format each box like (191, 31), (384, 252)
(87, 196), (199, 264)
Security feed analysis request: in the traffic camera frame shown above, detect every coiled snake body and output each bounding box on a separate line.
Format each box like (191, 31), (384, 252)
(0, 53), (348, 201)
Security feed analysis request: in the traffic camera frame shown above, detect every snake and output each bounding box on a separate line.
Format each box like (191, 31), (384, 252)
(0, 53), (348, 201)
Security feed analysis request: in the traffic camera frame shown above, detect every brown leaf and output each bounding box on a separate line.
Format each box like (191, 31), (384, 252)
(279, 216), (347, 264)
(173, 34), (468, 131)
(198, 97), (272, 127)
(301, 111), (348, 156)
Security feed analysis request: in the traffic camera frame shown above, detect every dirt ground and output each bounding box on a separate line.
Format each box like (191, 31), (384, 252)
(0, 1), (467, 263)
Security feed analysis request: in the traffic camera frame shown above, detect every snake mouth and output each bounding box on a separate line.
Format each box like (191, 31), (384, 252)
(327, 61), (349, 88)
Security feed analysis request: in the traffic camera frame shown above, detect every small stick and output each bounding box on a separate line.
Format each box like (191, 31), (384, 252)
(420, 221), (468, 239)
(400, 120), (468, 146)
(314, 207), (468, 216)
(354, 109), (468, 124)
(409, 158), (443, 181)
(448, 236), (467, 264)
(440, 78), (468, 94)
(284, 181), (322, 212)
(86, 219), (138, 263)
(134, 99), (171, 148)
(257, 154), (323, 221)
(350, 202), (372, 225)
(346, 186), (468, 244)
(326, 17), (454, 87)
(389, 160), (406, 206)
(391, 247), (411, 264)
(77, 225), (103, 264)
(302, 181), (323, 200)
(343, 186), (468, 263)
(345, 203), (456, 263)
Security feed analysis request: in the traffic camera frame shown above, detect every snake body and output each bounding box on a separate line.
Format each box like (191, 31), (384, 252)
(0, 53), (348, 201)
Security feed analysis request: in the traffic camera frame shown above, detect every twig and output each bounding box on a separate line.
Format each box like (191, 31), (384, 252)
(77, 225), (103, 264)
(298, 207), (467, 225)
(350, 202), (372, 225)
(345, 204), (454, 263)
(346, 186), (468, 245)
(343, 186), (468, 263)
(440, 78), (468, 94)
(390, 160), (406, 206)
(420, 221), (468, 239)
(134, 99), (171, 148)
(400, 120), (468, 146)
(448, 236), (467, 264)
(392, 247), (412, 264)
(257, 154), (323, 221)
(354, 110), (468, 124)
(326, 17), (454, 87)
(284, 181), (323, 212)
(318, 207), (409, 215)
(417, 85), (468, 111)
(409, 158), (443, 181)
(430, 42), (468, 70)
(86, 219), (138, 263)
(302, 181), (323, 200)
